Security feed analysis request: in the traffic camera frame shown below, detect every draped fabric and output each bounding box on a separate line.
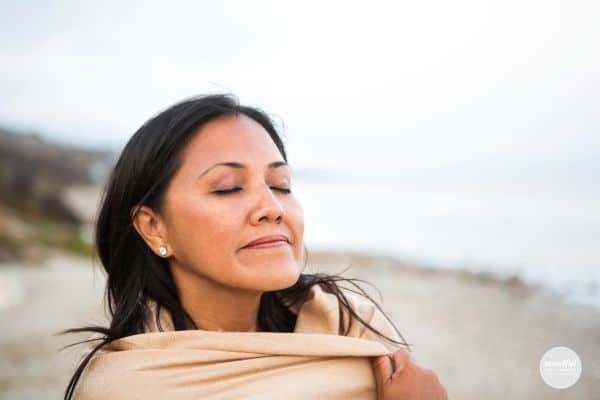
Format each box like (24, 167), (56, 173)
(73, 284), (403, 399)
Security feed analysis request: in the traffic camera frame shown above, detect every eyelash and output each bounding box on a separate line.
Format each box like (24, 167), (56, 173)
(213, 187), (292, 195)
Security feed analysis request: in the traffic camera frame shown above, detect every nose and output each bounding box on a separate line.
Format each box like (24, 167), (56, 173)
(249, 182), (285, 225)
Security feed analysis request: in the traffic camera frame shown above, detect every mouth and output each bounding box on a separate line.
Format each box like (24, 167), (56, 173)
(242, 234), (291, 250)
(241, 240), (289, 250)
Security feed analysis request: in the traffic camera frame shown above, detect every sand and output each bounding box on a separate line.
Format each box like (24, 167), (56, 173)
(0, 249), (598, 399)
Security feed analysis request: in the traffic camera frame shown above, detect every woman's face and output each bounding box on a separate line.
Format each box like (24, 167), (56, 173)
(162, 114), (305, 292)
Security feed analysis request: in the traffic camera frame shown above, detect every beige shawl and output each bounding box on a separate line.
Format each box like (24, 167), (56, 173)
(73, 284), (403, 399)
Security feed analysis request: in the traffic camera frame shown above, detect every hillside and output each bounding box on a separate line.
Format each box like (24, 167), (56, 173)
(0, 127), (115, 262)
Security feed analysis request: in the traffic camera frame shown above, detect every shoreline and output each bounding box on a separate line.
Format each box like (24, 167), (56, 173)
(306, 247), (599, 311)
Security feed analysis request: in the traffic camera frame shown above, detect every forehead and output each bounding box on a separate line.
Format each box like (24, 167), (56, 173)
(180, 114), (283, 167)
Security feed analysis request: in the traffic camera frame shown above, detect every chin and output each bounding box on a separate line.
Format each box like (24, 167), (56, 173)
(245, 260), (302, 291)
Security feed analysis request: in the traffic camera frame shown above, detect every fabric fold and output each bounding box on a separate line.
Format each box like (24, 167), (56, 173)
(73, 283), (403, 399)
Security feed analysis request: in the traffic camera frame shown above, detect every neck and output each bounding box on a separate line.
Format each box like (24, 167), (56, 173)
(170, 263), (263, 333)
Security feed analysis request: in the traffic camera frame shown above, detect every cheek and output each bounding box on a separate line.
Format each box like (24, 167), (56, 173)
(167, 196), (241, 263)
(286, 199), (305, 248)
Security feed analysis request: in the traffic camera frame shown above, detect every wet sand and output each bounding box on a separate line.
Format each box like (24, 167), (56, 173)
(0, 249), (598, 399)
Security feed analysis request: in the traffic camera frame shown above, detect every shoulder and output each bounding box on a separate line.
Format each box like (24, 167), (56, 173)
(292, 282), (404, 351)
(339, 287), (404, 352)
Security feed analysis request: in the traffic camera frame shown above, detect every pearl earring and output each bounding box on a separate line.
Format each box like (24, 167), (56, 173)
(159, 246), (168, 257)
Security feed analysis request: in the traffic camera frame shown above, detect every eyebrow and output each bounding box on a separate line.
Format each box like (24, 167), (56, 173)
(198, 161), (289, 178)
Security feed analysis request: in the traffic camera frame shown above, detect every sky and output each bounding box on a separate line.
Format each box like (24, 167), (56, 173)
(1, 0), (599, 173)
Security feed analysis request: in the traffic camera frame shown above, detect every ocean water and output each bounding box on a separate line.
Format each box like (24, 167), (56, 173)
(295, 167), (600, 309)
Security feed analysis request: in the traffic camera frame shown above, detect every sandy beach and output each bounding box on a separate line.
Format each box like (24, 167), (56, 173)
(0, 248), (598, 399)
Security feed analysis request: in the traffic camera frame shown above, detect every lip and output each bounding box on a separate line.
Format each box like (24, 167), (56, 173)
(242, 234), (290, 249)
(242, 240), (288, 250)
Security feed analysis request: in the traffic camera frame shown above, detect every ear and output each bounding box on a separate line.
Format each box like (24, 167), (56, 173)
(131, 205), (170, 257)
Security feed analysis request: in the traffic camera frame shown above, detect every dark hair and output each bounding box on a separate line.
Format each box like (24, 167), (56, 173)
(57, 94), (412, 400)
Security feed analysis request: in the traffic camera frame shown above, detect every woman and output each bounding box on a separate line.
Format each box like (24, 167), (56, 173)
(60, 94), (447, 399)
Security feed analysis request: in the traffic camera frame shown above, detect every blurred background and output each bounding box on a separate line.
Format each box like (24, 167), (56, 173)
(0, 0), (598, 399)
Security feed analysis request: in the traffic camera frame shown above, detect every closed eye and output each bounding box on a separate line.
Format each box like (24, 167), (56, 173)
(213, 187), (292, 195)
